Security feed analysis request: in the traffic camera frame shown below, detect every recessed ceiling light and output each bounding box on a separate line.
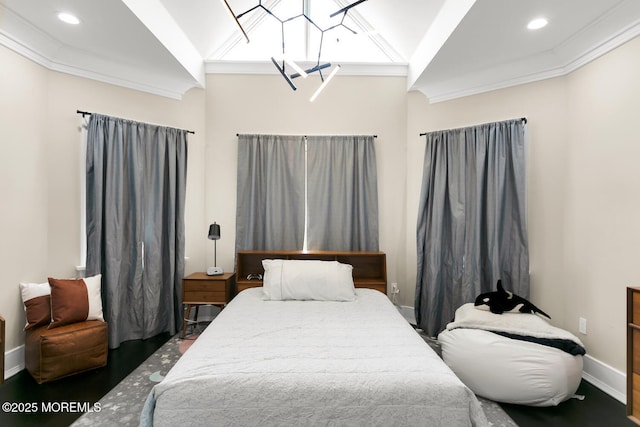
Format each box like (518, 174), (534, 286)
(527, 17), (548, 30)
(58, 12), (80, 25)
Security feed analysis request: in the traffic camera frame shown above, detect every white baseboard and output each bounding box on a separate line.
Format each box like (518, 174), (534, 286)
(399, 305), (627, 404)
(582, 354), (626, 404)
(4, 344), (25, 380)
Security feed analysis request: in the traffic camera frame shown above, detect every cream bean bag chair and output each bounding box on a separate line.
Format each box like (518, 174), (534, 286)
(437, 303), (584, 407)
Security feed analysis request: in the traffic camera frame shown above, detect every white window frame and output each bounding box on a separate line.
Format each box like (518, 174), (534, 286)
(77, 116), (88, 275)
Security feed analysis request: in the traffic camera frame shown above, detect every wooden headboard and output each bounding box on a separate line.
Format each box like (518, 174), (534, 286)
(236, 250), (387, 294)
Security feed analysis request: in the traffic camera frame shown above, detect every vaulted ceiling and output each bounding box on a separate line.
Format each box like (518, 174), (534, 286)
(2, 0), (640, 101)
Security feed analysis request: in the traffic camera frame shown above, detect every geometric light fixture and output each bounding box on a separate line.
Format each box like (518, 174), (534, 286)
(310, 64), (340, 102)
(221, 0), (370, 100)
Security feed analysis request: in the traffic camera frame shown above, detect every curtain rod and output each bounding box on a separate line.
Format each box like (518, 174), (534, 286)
(235, 133), (378, 138)
(419, 117), (527, 136)
(77, 110), (195, 134)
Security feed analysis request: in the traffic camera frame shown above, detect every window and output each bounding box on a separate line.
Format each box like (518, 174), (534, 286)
(235, 134), (379, 252)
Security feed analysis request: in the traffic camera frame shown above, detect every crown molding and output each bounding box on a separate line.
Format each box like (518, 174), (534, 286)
(416, 15), (640, 103)
(3, 0), (637, 103)
(0, 31), (198, 100)
(205, 60), (408, 77)
(0, 4), (197, 101)
(48, 60), (194, 100)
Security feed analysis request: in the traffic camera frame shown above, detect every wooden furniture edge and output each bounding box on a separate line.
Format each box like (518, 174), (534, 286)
(628, 287), (640, 424)
(0, 316), (4, 384)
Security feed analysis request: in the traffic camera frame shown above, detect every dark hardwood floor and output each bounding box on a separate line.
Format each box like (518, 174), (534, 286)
(0, 332), (634, 426)
(0, 332), (171, 427)
(500, 379), (635, 427)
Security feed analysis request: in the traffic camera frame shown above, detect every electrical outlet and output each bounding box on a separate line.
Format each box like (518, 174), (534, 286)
(391, 283), (399, 294)
(579, 317), (587, 335)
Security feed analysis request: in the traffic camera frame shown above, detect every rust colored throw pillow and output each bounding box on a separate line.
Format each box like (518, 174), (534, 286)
(19, 282), (51, 330)
(48, 274), (104, 329)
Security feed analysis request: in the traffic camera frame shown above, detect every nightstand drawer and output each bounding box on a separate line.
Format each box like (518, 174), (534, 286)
(182, 272), (234, 305)
(184, 288), (227, 303)
(184, 281), (227, 293)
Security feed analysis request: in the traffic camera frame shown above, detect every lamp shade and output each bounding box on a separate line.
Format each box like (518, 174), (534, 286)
(208, 223), (221, 240)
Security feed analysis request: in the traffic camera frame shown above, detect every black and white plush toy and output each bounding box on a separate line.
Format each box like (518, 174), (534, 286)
(474, 280), (551, 319)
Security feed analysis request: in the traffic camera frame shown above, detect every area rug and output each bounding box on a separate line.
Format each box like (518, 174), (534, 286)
(71, 333), (187, 427)
(73, 331), (517, 427)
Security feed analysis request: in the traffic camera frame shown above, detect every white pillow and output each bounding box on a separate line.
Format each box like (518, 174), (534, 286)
(19, 282), (51, 329)
(262, 259), (355, 301)
(83, 274), (105, 322)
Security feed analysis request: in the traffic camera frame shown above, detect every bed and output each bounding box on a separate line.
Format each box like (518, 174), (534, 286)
(141, 251), (488, 427)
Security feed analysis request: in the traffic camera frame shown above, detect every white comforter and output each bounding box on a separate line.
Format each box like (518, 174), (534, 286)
(141, 288), (487, 427)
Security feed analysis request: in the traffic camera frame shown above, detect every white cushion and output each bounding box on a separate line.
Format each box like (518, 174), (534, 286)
(83, 274), (105, 321)
(438, 328), (583, 406)
(262, 259), (355, 301)
(19, 282), (51, 329)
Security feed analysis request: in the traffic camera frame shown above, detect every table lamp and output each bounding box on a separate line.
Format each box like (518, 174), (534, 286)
(207, 222), (223, 276)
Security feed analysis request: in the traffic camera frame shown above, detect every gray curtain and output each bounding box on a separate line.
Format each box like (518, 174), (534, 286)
(306, 135), (378, 251)
(415, 118), (528, 337)
(86, 114), (188, 348)
(235, 134), (306, 252)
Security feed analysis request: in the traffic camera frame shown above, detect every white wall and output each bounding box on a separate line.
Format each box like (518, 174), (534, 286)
(0, 44), (206, 353)
(3, 33), (640, 381)
(406, 35), (640, 374)
(563, 35), (640, 369)
(405, 76), (570, 313)
(0, 45), (49, 351)
(1, 50), (408, 355)
(43, 71), (207, 280)
(203, 73), (409, 289)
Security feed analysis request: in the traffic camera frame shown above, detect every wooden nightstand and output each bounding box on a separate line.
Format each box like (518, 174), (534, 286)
(181, 272), (235, 338)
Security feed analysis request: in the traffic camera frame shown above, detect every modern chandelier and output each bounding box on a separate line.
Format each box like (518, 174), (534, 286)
(221, 0), (369, 100)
